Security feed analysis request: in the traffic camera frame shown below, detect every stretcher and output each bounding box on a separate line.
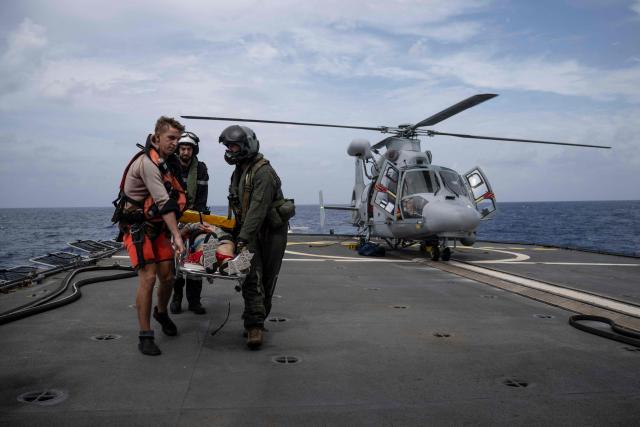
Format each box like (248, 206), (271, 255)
(174, 240), (253, 292)
(179, 210), (236, 230)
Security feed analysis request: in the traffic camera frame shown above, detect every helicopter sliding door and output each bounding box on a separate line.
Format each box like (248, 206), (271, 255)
(464, 166), (496, 219)
(372, 160), (400, 220)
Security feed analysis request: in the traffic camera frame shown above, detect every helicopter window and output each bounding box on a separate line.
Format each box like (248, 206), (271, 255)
(374, 163), (399, 216)
(440, 170), (469, 198)
(467, 172), (483, 188)
(401, 170), (438, 196)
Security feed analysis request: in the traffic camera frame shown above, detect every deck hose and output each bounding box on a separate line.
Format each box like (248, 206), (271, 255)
(569, 314), (640, 348)
(0, 265), (136, 325)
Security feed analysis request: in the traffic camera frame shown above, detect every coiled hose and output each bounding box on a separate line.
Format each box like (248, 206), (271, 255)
(0, 265), (136, 325)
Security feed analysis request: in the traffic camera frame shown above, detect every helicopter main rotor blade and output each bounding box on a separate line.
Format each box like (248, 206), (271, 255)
(428, 130), (611, 149)
(181, 116), (386, 132)
(410, 94), (498, 130)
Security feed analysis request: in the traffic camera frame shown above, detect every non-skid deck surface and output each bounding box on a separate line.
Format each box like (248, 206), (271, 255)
(1, 236), (639, 426)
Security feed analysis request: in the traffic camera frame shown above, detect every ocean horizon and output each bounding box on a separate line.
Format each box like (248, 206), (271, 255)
(1, 200), (639, 269)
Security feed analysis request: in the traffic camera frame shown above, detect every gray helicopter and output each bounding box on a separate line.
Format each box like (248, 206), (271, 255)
(183, 93), (610, 260)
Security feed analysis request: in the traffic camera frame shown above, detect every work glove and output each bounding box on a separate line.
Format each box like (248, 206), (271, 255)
(236, 238), (249, 253)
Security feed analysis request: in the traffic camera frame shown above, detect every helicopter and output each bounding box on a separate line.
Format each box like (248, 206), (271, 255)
(182, 93), (610, 261)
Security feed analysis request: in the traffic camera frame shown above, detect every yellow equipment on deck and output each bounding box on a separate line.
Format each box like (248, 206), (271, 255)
(179, 210), (236, 230)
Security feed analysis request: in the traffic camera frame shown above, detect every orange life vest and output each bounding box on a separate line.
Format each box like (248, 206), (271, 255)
(114, 145), (187, 224)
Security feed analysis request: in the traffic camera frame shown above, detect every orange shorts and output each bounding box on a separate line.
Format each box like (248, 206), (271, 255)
(123, 229), (174, 269)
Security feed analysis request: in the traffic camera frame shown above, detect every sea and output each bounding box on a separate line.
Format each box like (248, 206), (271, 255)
(1, 201), (639, 269)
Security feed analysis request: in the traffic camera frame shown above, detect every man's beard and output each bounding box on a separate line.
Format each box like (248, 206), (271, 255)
(180, 154), (192, 164)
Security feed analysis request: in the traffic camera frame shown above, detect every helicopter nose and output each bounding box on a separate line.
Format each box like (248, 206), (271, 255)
(422, 200), (481, 233)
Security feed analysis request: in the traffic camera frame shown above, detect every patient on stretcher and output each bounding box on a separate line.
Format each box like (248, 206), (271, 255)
(180, 222), (253, 276)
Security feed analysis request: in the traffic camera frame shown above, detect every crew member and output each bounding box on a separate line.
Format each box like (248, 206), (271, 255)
(114, 116), (186, 356)
(170, 131), (210, 315)
(219, 125), (290, 349)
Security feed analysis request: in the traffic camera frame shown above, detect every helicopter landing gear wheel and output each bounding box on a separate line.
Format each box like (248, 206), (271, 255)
(441, 247), (451, 261)
(430, 246), (440, 261)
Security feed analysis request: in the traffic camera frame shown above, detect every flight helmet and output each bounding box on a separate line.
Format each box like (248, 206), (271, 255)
(219, 125), (260, 164)
(178, 131), (200, 155)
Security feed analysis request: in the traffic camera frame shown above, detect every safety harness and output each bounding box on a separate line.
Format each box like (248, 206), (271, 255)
(227, 157), (270, 224)
(111, 141), (187, 267)
(227, 156), (295, 233)
(184, 155), (199, 209)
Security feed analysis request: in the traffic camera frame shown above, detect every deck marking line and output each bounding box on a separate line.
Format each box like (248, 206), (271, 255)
(491, 262), (639, 267)
(461, 247), (530, 263)
(448, 260), (640, 317)
(284, 249), (411, 263)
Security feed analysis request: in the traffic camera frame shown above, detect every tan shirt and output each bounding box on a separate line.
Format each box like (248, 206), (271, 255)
(123, 154), (170, 210)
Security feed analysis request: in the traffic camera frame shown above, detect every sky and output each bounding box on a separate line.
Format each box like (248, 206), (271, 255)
(0, 0), (639, 208)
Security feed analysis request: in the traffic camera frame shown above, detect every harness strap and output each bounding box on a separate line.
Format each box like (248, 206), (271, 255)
(240, 158), (269, 221)
(186, 157), (199, 208)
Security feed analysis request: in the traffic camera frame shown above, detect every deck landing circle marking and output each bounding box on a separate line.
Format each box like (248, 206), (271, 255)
(462, 247), (530, 263)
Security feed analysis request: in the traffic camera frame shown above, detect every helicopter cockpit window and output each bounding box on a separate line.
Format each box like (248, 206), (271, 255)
(401, 170), (439, 196)
(440, 169), (469, 198)
(399, 170), (438, 218)
(374, 163), (399, 215)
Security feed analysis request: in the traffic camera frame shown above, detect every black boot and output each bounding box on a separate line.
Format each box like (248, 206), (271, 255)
(170, 297), (182, 314)
(188, 303), (206, 315)
(138, 331), (161, 356)
(153, 306), (178, 336)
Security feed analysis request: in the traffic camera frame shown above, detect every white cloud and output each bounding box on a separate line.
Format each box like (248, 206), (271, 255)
(0, 1), (639, 207)
(424, 51), (640, 102)
(2, 18), (47, 66)
(37, 59), (156, 100)
(245, 41), (280, 63)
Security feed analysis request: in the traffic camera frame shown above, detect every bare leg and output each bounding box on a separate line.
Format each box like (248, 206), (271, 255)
(136, 263), (157, 331)
(156, 260), (175, 313)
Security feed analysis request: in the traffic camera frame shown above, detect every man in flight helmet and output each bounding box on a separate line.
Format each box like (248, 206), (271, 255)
(170, 131), (210, 315)
(220, 125), (289, 349)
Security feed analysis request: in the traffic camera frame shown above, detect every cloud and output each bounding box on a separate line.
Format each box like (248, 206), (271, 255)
(423, 51), (640, 102)
(245, 41), (280, 63)
(0, 1), (639, 207)
(2, 18), (47, 66)
(37, 59), (156, 101)
(0, 18), (48, 97)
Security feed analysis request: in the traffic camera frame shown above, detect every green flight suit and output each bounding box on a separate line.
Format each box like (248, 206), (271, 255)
(229, 154), (288, 328)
